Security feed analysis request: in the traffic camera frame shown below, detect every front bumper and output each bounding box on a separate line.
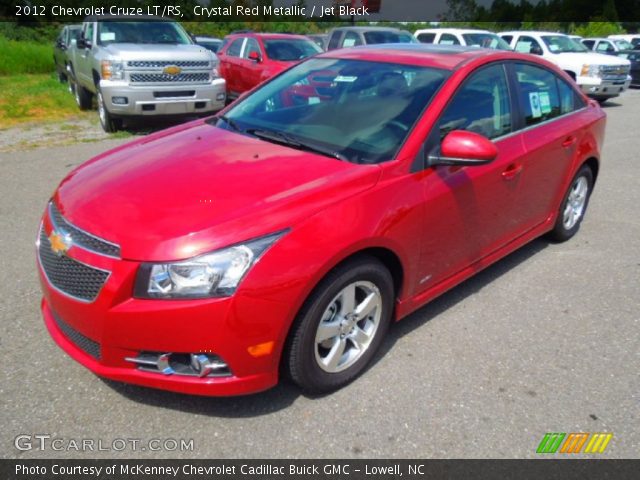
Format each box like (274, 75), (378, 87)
(578, 75), (631, 98)
(99, 78), (226, 117)
(37, 213), (292, 397)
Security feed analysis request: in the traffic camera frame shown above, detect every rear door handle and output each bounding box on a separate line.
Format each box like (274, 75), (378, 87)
(562, 136), (577, 148)
(502, 163), (523, 181)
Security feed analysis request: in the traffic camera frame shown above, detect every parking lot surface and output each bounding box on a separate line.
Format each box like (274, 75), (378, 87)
(1, 91), (638, 459)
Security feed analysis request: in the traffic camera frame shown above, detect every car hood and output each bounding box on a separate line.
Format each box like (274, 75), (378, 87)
(551, 51), (630, 66)
(53, 122), (381, 261)
(103, 43), (216, 63)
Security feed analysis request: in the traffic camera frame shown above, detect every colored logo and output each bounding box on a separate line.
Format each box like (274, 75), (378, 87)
(49, 230), (72, 257)
(163, 65), (181, 76)
(537, 432), (612, 454)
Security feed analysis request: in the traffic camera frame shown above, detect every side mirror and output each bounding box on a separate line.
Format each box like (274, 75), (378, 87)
(530, 45), (543, 55)
(78, 37), (91, 49)
(428, 130), (498, 167)
(248, 51), (262, 62)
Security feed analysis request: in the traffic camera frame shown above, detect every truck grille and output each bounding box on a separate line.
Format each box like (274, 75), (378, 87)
(53, 310), (101, 360)
(38, 228), (110, 302)
(128, 60), (209, 68)
(130, 73), (210, 83)
(601, 65), (630, 81)
(49, 202), (120, 258)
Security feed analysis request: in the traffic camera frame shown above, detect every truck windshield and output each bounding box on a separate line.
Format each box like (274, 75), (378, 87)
(219, 58), (448, 164)
(542, 35), (588, 53)
(614, 40), (634, 50)
(462, 33), (511, 50)
(97, 21), (192, 45)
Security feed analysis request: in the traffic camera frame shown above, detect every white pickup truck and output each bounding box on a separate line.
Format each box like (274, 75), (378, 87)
(499, 31), (631, 102)
(71, 16), (226, 132)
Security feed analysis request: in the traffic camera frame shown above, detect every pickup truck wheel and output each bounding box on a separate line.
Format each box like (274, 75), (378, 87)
(74, 84), (92, 111)
(97, 89), (123, 133)
(285, 256), (394, 394)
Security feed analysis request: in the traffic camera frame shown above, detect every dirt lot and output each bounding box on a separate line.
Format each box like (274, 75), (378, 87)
(0, 92), (638, 459)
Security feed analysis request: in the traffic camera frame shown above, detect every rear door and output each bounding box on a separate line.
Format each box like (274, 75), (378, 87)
(239, 37), (265, 92)
(76, 22), (94, 87)
(219, 37), (246, 97)
(418, 63), (527, 287)
(508, 62), (589, 228)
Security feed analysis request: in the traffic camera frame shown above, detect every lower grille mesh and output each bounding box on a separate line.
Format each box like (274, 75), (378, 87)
(38, 228), (109, 302)
(52, 311), (101, 360)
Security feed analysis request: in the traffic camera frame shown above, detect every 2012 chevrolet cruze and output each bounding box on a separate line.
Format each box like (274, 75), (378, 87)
(37, 44), (605, 396)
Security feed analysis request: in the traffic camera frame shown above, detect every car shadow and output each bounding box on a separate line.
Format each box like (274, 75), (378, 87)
(120, 115), (210, 136)
(101, 237), (549, 415)
(599, 99), (623, 108)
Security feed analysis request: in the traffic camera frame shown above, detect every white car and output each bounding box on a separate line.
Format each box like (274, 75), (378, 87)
(499, 31), (631, 101)
(414, 28), (511, 50)
(608, 34), (640, 49)
(582, 37), (635, 54)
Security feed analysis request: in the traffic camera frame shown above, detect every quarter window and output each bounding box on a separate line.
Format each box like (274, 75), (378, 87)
(226, 38), (244, 57)
(514, 63), (561, 126)
(439, 64), (512, 140)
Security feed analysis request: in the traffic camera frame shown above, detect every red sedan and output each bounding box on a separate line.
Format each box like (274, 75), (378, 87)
(37, 45), (605, 396)
(217, 32), (322, 100)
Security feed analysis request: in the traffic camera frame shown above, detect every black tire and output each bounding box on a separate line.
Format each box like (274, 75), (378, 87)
(285, 256), (394, 394)
(57, 71), (67, 83)
(97, 88), (123, 133)
(547, 165), (594, 242)
(74, 83), (93, 111)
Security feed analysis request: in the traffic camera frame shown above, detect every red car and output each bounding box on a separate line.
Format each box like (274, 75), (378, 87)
(37, 45), (605, 396)
(217, 32), (322, 100)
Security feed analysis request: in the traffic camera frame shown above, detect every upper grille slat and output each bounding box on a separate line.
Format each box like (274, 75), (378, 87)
(130, 73), (210, 83)
(49, 203), (120, 258)
(38, 228), (109, 302)
(128, 60), (209, 68)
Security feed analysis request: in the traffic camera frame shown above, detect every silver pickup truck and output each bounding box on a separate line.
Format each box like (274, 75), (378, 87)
(72, 16), (226, 132)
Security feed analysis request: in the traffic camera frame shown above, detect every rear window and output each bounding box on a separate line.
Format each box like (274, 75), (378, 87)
(363, 31), (416, 45)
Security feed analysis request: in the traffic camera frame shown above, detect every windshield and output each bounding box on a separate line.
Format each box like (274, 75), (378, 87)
(264, 39), (322, 61)
(462, 33), (511, 50)
(363, 30), (417, 44)
(97, 21), (192, 45)
(219, 58), (447, 164)
(614, 40), (634, 50)
(541, 35), (588, 53)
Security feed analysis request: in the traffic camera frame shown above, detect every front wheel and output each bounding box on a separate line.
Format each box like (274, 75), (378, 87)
(285, 256), (394, 394)
(97, 88), (123, 133)
(548, 165), (594, 242)
(74, 83), (93, 111)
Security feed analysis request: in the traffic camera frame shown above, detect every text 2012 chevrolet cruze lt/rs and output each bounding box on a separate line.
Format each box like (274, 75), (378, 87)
(37, 44), (606, 396)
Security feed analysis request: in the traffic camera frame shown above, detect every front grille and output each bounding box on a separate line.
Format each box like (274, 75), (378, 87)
(38, 228), (109, 302)
(52, 311), (101, 359)
(601, 65), (630, 76)
(153, 90), (196, 98)
(128, 60), (209, 68)
(130, 73), (210, 83)
(49, 203), (120, 258)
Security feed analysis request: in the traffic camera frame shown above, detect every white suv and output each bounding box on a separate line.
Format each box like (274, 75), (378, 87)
(414, 28), (511, 50)
(499, 31), (631, 102)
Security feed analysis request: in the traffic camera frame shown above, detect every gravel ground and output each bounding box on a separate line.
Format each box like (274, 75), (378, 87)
(0, 91), (638, 459)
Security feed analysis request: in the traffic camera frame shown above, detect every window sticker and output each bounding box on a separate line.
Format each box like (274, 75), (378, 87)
(515, 42), (532, 53)
(548, 44), (559, 52)
(343, 38), (356, 47)
(100, 32), (116, 42)
(529, 92), (542, 118)
(308, 97), (320, 105)
(334, 75), (357, 82)
(538, 91), (552, 114)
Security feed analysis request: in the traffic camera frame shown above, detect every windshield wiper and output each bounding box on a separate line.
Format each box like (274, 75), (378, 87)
(215, 115), (242, 133)
(246, 128), (348, 162)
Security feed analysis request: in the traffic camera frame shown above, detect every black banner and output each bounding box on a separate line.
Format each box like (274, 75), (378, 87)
(2, 460), (640, 480)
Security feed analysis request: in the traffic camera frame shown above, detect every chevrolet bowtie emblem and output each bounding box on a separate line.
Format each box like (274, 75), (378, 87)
(163, 65), (181, 76)
(49, 230), (72, 257)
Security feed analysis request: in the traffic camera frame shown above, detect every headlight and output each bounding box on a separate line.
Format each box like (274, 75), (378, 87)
(212, 59), (220, 78)
(101, 60), (124, 81)
(580, 64), (602, 77)
(134, 230), (288, 299)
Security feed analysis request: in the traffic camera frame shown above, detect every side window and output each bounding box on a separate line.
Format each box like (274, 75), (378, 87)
(328, 31), (342, 50)
(417, 33), (436, 43)
(514, 63), (562, 126)
(342, 31), (362, 48)
(501, 35), (513, 45)
(439, 64), (512, 140)
(85, 23), (94, 44)
(582, 40), (595, 50)
(439, 33), (460, 45)
(243, 38), (261, 59)
(557, 77), (586, 114)
(515, 36), (542, 54)
(596, 41), (612, 53)
(226, 38), (244, 57)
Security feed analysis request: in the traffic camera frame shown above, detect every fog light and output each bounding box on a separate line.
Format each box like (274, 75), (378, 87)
(195, 101), (206, 109)
(125, 351), (230, 377)
(112, 96), (128, 105)
(217, 93), (226, 101)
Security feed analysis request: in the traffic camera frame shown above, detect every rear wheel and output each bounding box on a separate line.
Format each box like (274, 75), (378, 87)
(97, 88), (123, 133)
(548, 165), (594, 242)
(285, 256), (394, 394)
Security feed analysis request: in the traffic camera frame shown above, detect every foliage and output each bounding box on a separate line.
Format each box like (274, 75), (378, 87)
(0, 37), (54, 75)
(573, 21), (626, 37)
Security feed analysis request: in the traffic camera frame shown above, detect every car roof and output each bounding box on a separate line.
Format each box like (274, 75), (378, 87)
(317, 44), (529, 70)
(331, 26), (404, 32)
(415, 28), (492, 34)
(499, 31), (567, 37)
(226, 32), (311, 40)
(584, 37), (610, 41)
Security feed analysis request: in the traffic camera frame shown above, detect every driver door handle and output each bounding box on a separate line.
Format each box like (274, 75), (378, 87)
(502, 163), (523, 181)
(562, 136), (577, 148)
